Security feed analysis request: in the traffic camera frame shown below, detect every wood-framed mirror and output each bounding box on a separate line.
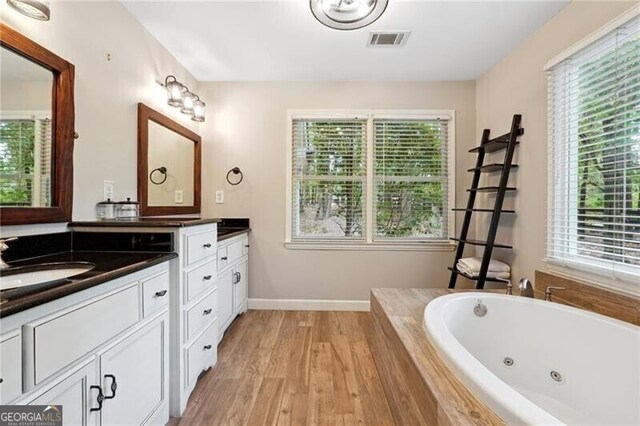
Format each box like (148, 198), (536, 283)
(0, 24), (75, 225)
(137, 103), (201, 216)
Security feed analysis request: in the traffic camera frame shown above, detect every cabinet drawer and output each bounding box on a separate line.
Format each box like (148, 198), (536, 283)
(0, 332), (22, 404)
(242, 237), (249, 256)
(216, 247), (227, 271)
(185, 290), (217, 342)
(142, 272), (169, 317)
(185, 260), (216, 303)
(185, 230), (216, 266)
(227, 240), (244, 264)
(25, 285), (139, 387)
(185, 320), (217, 388)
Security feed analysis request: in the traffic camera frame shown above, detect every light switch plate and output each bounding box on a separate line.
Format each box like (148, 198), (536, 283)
(215, 190), (224, 204)
(103, 180), (114, 200)
(175, 190), (184, 204)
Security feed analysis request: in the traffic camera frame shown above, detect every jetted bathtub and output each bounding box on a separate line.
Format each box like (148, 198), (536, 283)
(423, 292), (640, 425)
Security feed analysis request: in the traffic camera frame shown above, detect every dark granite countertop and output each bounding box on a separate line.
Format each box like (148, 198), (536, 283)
(69, 217), (221, 228)
(218, 227), (251, 242)
(0, 251), (177, 318)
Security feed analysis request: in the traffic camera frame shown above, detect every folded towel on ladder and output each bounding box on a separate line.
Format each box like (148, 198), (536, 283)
(457, 262), (511, 279)
(457, 256), (511, 273)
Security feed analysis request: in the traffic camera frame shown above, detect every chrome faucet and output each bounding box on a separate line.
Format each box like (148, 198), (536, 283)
(518, 278), (535, 298)
(544, 286), (566, 302)
(0, 237), (17, 271)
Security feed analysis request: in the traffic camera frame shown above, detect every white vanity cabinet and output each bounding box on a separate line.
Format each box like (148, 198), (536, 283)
(217, 233), (249, 339)
(2, 262), (172, 426)
(70, 222), (220, 416)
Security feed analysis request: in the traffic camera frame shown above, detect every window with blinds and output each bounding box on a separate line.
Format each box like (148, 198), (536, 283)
(0, 115), (52, 207)
(289, 112), (454, 244)
(374, 120), (449, 239)
(291, 119), (367, 239)
(547, 14), (640, 281)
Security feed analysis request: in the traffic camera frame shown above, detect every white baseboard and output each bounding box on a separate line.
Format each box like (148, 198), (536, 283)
(248, 298), (370, 312)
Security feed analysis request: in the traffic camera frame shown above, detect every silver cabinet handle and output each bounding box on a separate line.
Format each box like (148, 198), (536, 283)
(155, 290), (167, 297)
(203, 275), (212, 281)
(203, 243), (212, 248)
(203, 308), (212, 315)
(220, 256), (228, 261)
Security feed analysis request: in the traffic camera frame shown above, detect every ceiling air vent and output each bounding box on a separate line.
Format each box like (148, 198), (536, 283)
(368, 31), (409, 47)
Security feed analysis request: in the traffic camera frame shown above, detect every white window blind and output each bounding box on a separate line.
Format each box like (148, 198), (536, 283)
(36, 117), (52, 207)
(547, 15), (640, 281)
(0, 115), (52, 207)
(374, 119), (449, 240)
(291, 119), (367, 240)
(289, 111), (454, 245)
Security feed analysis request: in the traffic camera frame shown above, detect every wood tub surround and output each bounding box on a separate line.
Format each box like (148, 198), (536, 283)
(371, 275), (638, 426)
(370, 288), (504, 426)
(534, 271), (640, 326)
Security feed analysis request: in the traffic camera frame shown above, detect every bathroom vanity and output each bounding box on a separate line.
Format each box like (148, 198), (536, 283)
(69, 218), (250, 416)
(0, 233), (176, 425)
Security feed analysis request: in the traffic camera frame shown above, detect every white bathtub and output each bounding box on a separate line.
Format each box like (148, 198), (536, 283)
(423, 292), (640, 425)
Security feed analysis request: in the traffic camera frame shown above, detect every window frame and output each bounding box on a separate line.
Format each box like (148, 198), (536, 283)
(285, 109), (456, 251)
(545, 6), (640, 295)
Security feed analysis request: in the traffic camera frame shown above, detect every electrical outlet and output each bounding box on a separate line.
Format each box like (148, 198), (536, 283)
(103, 180), (114, 200)
(215, 190), (224, 204)
(175, 190), (184, 204)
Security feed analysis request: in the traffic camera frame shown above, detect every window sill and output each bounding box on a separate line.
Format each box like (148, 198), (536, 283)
(544, 258), (640, 298)
(284, 241), (456, 252)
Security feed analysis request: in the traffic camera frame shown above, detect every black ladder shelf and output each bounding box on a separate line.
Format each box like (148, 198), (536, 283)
(448, 114), (523, 289)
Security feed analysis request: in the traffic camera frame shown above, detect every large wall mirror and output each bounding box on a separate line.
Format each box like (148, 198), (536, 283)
(137, 103), (201, 216)
(0, 24), (75, 225)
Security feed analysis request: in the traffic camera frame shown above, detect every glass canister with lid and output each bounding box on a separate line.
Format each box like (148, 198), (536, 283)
(96, 199), (117, 220)
(116, 198), (140, 221)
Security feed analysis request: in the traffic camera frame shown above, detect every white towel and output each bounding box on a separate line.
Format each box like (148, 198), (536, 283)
(457, 257), (511, 273)
(457, 262), (510, 279)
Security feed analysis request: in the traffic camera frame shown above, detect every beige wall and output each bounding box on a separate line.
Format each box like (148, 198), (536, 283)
(475, 1), (636, 284)
(0, 1), (200, 230)
(200, 81), (476, 301)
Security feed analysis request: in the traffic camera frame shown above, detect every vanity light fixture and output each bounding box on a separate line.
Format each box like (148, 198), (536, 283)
(310, 0), (388, 30)
(164, 75), (185, 108)
(191, 96), (206, 122)
(180, 89), (195, 115)
(161, 75), (205, 122)
(6, 0), (50, 20)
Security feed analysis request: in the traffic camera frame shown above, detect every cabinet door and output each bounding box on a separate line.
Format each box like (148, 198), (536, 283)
(99, 316), (167, 426)
(233, 259), (248, 315)
(28, 360), (99, 426)
(217, 269), (234, 336)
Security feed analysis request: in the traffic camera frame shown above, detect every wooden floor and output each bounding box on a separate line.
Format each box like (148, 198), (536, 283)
(173, 310), (395, 425)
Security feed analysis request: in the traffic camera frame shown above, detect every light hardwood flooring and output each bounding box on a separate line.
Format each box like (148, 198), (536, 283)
(172, 310), (395, 426)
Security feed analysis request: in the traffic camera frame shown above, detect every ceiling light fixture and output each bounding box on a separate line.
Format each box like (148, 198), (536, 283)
(310, 0), (387, 31)
(161, 75), (206, 122)
(6, 0), (50, 21)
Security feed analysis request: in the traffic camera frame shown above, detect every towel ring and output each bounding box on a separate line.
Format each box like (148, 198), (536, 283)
(226, 167), (243, 186)
(149, 166), (168, 185)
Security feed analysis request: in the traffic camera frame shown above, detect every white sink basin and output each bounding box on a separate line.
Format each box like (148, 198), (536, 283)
(0, 262), (95, 291)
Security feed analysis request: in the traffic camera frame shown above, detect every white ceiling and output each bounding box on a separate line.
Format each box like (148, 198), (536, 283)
(123, 0), (569, 81)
